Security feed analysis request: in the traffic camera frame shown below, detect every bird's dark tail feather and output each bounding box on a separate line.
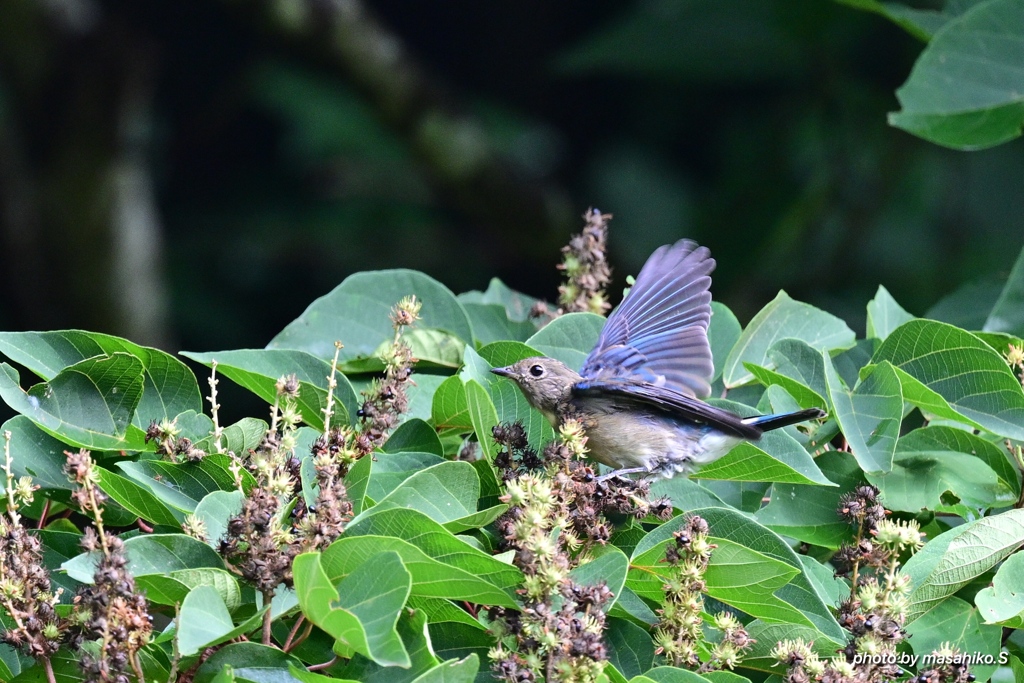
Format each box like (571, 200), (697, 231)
(743, 407), (826, 432)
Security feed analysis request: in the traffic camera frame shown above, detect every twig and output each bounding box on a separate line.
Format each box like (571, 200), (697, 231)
(307, 656), (338, 672)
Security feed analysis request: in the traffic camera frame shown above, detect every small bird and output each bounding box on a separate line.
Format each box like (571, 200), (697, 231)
(491, 239), (825, 479)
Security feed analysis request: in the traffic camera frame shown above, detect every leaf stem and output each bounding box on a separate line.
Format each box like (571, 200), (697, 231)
(262, 590), (274, 646)
(283, 615), (305, 652)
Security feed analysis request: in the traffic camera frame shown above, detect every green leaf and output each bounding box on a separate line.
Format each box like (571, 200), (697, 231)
(192, 490), (245, 549)
(708, 302), (742, 383)
(3, 415), (79, 491)
(362, 451), (446, 502)
(407, 656), (479, 683)
(866, 426), (1016, 513)
(984, 244), (1024, 336)
(569, 544), (629, 608)
(383, 418), (444, 456)
(182, 349), (359, 430)
(0, 330), (202, 428)
(628, 512), (843, 635)
(604, 617), (654, 679)
(835, 0), (949, 40)
(269, 269), (472, 369)
(459, 278), (543, 322)
(95, 466), (183, 526)
(464, 379), (499, 461)
(430, 376), (472, 432)
(903, 508), (1024, 622)
(755, 451), (865, 549)
(137, 567), (242, 611)
(722, 291), (855, 388)
(332, 507), (521, 606)
(525, 312), (605, 371)
(462, 303), (538, 345)
(195, 642), (304, 683)
(293, 551), (412, 667)
(177, 585), (237, 656)
(332, 608), (440, 683)
(823, 357), (902, 474)
(975, 550), (1024, 625)
(639, 668), (739, 683)
(374, 460), (505, 533)
(62, 533), (225, 583)
(197, 417), (268, 457)
(906, 597), (1003, 682)
(695, 399), (833, 486)
(889, 0), (1024, 150)
(873, 319), (1024, 440)
(866, 285), (915, 341)
(739, 621), (843, 674)
(118, 455), (244, 514)
(746, 339), (828, 411)
(0, 354), (146, 450)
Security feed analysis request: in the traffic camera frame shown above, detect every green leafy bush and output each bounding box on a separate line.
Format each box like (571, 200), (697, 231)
(1, 230), (1024, 683)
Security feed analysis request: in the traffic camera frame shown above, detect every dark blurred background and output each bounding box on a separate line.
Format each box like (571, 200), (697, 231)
(1, 0), (1021, 355)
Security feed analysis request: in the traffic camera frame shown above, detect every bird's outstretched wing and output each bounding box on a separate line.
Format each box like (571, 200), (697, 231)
(580, 239), (715, 398)
(572, 379), (761, 439)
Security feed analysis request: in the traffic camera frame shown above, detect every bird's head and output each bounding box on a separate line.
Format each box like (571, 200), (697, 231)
(490, 357), (581, 420)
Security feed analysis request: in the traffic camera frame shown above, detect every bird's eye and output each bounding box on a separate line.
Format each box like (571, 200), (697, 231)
(529, 364), (545, 377)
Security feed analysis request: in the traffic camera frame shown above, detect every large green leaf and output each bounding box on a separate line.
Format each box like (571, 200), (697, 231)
(464, 379), (499, 461)
(755, 451), (864, 549)
(458, 277), (543, 322)
(269, 269), (472, 369)
(0, 354), (147, 450)
(723, 291), (855, 387)
(383, 418), (445, 456)
(330, 608), (441, 683)
(0, 330), (202, 428)
(195, 643), (304, 683)
(461, 303), (538, 345)
(708, 301), (742, 383)
(62, 533), (225, 583)
(823, 356), (902, 474)
(430, 376), (472, 433)
(2, 415), (79, 491)
(332, 507), (521, 606)
(293, 551), (412, 667)
(889, 0), (1024, 149)
(177, 585), (240, 656)
(866, 285), (915, 341)
(182, 349), (359, 430)
(373, 460), (505, 533)
(118, 455), (243, 514)
(361, 451), (446, 503)
(694, 399), (833, 486)
(902, 508), (1024, 622)
(866, 426), (1016, 513)
(137, 567), (242, 611)
(604, 617), (654, 679)
(95, 466), (183, 526)
(905, 597), (1003, 682)
(984, 244), (1024, 336)
(192, 490), (246, 548)
(569, 544), (629, 608)
(525, 312), (605, 371)
(628, 510), (843, 639)
(873, 319), (1024, 440)
(975, 550), (1024, 626)
(746, 339), (828, 410)
(739, 620), (844, 674)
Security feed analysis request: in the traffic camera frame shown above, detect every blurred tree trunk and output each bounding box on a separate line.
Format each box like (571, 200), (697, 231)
(0, 0), (171, 348)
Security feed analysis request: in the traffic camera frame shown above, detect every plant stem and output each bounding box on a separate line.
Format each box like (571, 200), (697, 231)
(262, 591), (274, 646)
(307, 656), (338, 672)
(43, 658), (56, 683)
(283, 615), (305, 652)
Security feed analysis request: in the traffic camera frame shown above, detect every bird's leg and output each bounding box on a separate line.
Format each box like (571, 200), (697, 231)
(596, 466), (652, 482)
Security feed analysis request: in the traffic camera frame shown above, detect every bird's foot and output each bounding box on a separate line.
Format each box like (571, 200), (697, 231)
(596, 467), (653, 483)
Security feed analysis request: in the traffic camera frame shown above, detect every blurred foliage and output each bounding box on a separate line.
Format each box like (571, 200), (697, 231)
(0, 0), (1022, 355)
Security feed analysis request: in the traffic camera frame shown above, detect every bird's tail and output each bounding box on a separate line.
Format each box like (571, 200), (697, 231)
(742, 407), (827, 432)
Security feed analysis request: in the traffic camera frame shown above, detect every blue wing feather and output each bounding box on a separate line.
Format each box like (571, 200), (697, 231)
(581, 240), (715, 398)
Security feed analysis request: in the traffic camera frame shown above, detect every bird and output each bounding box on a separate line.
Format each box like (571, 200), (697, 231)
(491, 239), (826, 479)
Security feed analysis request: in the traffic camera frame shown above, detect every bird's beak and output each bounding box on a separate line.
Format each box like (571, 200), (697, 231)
(490, 366), (513, 378)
